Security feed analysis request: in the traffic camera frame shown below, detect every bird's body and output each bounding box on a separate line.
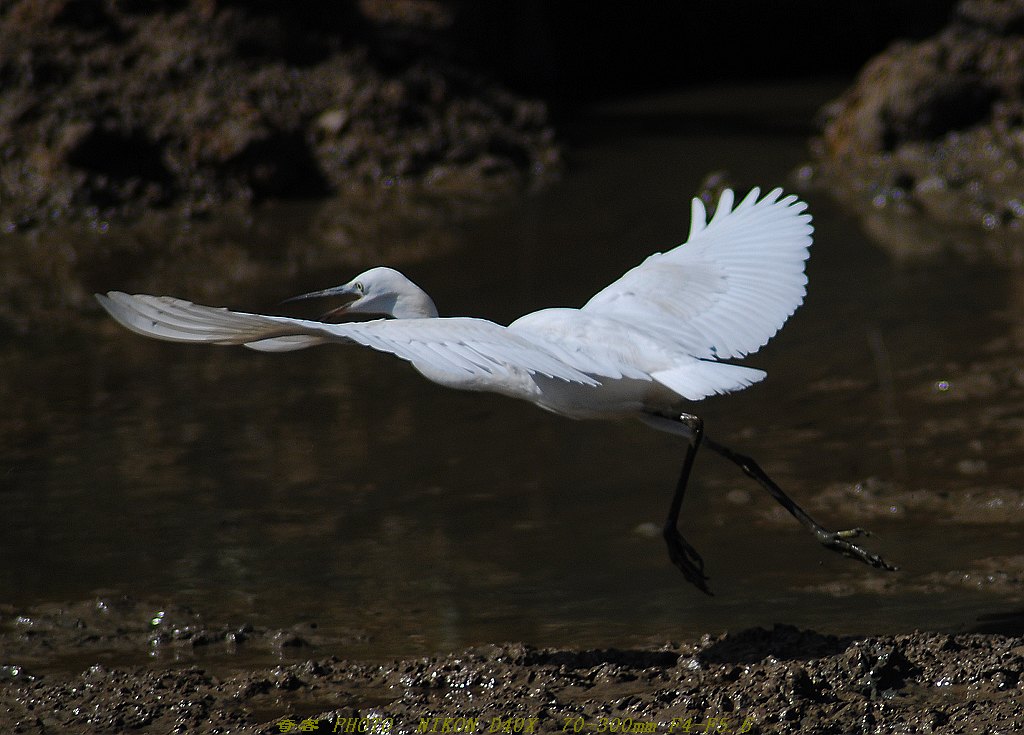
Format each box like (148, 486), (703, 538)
(99, 188), (803, 424)
(98, 186), (897, 591)
(509, 308), (765, 418)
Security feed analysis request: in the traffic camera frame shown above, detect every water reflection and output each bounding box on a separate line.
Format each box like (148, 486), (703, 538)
(0, 186), (499, 335)
(3, 83), (1024, 672)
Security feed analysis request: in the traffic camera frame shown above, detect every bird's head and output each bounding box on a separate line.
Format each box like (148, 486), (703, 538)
(285, 267), (438, 320)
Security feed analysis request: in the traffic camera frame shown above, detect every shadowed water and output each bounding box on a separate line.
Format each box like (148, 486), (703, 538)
(3, 82), (1023, 673)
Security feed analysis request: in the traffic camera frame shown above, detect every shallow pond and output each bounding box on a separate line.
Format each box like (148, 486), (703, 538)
(3, 82), (1023, 674)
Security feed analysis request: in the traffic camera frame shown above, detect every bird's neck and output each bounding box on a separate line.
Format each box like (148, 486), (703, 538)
(393, 288), (439, 319)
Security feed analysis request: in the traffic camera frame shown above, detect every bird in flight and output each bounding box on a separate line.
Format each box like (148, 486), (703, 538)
(97, 187), (896, 593)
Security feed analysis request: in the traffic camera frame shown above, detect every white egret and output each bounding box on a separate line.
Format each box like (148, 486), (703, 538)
(97, 187), (896, 593)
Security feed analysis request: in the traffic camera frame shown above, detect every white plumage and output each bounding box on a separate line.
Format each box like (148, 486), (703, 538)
(97, 187), (812, 426)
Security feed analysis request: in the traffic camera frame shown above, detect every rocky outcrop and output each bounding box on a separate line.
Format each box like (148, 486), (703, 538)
(0, 1), (559, 229)
(811, 0), (1024, 256)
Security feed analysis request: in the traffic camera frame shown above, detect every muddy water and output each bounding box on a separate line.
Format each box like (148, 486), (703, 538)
(3, 82), (1023, 675)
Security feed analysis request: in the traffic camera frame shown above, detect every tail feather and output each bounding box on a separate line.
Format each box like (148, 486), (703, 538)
(651, 360), (766, 401)
(244, 335), (327, 352)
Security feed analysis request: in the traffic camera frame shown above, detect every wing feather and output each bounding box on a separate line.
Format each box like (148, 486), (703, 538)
(583, 187), (812, 360)
(96, 292), (599, 385)
(446, 341), (506, 373)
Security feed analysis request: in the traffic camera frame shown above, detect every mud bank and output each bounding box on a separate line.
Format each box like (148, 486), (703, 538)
(1, 599), (1022, 734)
(0, 1), (558, 229)
(809, 0), (1024, 258)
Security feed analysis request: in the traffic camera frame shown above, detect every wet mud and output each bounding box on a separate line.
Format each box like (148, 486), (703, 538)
(2, 600), (1023, 734)
(808, 0), (1024, 258)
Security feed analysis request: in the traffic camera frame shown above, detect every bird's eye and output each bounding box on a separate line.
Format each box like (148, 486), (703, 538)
(354, 282), (364, 293)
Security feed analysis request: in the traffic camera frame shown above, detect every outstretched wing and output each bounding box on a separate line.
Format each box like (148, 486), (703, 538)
(582, 187), (812, 360)
(96, 292), (599, 386)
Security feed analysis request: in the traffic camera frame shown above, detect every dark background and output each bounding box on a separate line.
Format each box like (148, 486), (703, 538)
(450, 2), (958, 106)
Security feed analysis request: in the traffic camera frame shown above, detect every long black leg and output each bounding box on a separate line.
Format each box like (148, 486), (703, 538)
(663, 414), (714, 595)
(702, 436), (898, 571)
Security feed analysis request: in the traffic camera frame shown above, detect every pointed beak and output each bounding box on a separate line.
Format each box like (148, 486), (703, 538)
(282, 284), (361, 321)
